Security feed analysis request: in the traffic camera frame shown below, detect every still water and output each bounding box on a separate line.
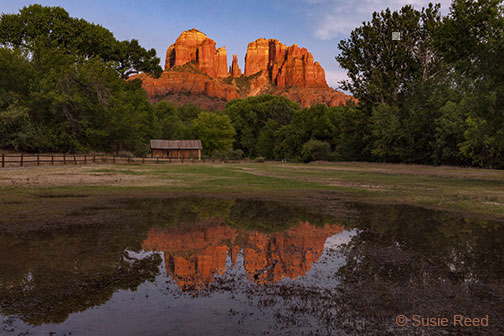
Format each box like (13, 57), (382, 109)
(0, 198), (503, 335)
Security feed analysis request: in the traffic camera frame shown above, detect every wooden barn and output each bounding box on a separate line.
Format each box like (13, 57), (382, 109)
(150, 140), (202, 160)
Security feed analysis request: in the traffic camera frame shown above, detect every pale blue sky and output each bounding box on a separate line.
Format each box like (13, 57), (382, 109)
(1, 0), (451, 88)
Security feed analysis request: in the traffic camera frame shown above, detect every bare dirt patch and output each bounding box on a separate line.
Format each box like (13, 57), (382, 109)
(0, 164), (182, 187)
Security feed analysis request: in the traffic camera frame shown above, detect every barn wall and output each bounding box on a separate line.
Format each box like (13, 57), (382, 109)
(152, 149), (165, 158)
(151, 149), (200, 159)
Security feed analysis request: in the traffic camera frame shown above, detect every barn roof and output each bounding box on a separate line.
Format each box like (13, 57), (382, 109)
(150, 139), (202, 149)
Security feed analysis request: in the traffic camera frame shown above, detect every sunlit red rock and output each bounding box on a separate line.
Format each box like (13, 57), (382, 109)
(230, 54), (242, 77)
(215, 47), (228, 78)
(164, 28), (228, 78)
(142, 221), (344, 289)
(245, 39), (327, 89)
(135, 29), (356, 108)
(132, 71), (239, 102)
(244, 38), (271, 77)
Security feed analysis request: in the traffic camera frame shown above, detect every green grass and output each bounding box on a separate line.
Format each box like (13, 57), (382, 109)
(1, 162), (503, 221)
(90, 168), (145, 175)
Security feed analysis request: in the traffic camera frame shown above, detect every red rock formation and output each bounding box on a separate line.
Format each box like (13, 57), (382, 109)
(215, 47), (228, 78)
(164, 28), (228, 78)
(132, 71), (239, 102)
(244, 39), (270, 77)
(275, 87), (355, 107)
(230, 54), (242, 77)
(142, 221), (344, 289)
(244, 39), (328, 89)
(136, 29), (355, 109)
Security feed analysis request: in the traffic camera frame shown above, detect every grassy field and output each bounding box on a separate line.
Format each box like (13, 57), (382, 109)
(1, 161), (503, 230)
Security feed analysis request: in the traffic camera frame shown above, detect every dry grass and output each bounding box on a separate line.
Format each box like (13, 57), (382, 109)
(0, 164), (184, 187)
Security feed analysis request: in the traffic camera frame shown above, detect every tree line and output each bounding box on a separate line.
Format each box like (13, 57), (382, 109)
(0, 2), (503, 167)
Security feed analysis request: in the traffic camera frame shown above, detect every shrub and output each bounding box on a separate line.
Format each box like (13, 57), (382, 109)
(301, 140), (331, 162)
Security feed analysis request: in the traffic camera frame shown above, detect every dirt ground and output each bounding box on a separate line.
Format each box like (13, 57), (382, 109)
(0, 164), (182, 187)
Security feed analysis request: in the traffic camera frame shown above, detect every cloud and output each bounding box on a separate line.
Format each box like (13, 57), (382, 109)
(325, 69), (349, 89)
(305, 0), (452, 40)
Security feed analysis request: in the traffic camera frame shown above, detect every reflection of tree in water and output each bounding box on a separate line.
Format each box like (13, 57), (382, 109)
(331, 204), (504, 335)
(124, 197), (336, 233)
(0, 223), (160, 326)
(231, 204), (504, 335)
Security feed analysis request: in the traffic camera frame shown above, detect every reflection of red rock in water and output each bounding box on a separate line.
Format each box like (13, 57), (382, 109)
(142, 224), (234, 289)
(142, 221), (344, 289)
(243, 221), (344, 284)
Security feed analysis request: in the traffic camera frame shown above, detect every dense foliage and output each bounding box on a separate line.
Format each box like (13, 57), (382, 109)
(336, 0), (504, 168)
(1, 2), (503, 168)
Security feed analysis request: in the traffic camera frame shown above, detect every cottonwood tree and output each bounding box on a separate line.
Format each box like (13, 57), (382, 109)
(0, 4), (162, 79)
(337, 4), (445, 106)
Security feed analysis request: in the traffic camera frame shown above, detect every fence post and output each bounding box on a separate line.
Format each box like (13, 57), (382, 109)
(113, 155), (116, 163)
(37, 154), (40, 166)
(142, 157), (145, 164)
(74, 155), (77, 165)
(51, 155), (54, 165)
(64, 154), (66, 165)
(20, 154), (23, 167)
(84, 155), (87, 165)
(1, 154), (4, 168)
(93, 155), (96, 163)
(156, 157), (159, 164)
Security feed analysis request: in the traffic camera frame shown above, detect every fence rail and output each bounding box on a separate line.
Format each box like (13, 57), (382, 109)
(0, 153), (255, 168)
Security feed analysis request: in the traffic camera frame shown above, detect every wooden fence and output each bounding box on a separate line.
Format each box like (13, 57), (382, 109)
(0, 153), (256, 168)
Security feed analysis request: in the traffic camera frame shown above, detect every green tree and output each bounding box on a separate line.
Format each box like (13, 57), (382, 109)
(369, 104), (403, 162)
(0, 103), (35, 150)
(0, 4), (162, 79)
(225, 95), (299, 158)
(256, 119), (280, 159)
(274, 105), (333, 161)
(0, 48), (32, 105)
(432, 101), (468, 166)
(327, 105), (371, 161)
(193, 112), (235, 156)
(0, 6), (161, 154)
(152, 101), (199, 140)
(436, 0), (504, 168)
(0, 47), (36, 150)
(337, 4), (444, 106)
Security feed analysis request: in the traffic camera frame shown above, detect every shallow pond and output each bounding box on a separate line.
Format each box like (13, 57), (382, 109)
(1, 198), (503, 335)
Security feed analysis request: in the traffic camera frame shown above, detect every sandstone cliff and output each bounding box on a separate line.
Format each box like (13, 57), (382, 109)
(244, 39), (327, 89)
(230, 54), (242, 77)
(132, 29), (354, 109)
(165, 28), (228, 78)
